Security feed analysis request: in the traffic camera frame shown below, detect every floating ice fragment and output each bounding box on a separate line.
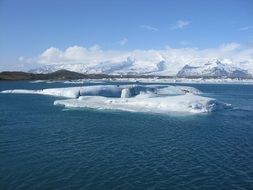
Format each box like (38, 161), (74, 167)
(121, 88), (131, 98)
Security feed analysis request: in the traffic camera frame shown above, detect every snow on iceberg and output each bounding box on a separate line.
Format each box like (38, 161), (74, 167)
(1, 88), (81, 98)
(54, 94), (228, 113)
(1, 85), (123, 98)
(1, 84), (229, 113)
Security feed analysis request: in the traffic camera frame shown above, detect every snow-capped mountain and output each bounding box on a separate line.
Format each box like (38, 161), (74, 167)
(30, 58), (133, 74)
(30, 57), (170, 75)
(177, 60), (252, 78)
(30, 59), (252, 79)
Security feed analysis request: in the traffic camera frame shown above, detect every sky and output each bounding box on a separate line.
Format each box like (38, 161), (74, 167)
(0, 0), (253, 71)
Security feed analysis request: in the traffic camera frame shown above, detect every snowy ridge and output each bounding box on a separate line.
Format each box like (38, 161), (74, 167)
(177, 60), (252, 78)
(31, 58), (165, 75)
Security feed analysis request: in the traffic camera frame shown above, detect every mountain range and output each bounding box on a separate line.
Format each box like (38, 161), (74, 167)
(177, 60), (252, 78)
(30, 59), (253, 79)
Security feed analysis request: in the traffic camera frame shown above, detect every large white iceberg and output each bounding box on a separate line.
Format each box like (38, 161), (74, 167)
(54, 94), (227, 113)
(1, 84), (229, 114)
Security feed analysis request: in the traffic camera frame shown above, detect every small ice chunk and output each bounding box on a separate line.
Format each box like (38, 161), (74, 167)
(121, 88), (131, 98)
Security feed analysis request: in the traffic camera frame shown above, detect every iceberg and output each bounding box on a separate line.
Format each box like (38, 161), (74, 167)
(54, 93), (228, 113)
(1, 85), (123, 98)
(1, 85), (201, 98)
(1, 88), (81, 98)
(1, 84), (230, 114)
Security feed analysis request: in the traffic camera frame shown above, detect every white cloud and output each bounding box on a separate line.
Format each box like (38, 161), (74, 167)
(27, 42), (253, 75)
(219, 42), (240, 52)
(119, 38), (128, 46)
(37, 45), (129, 65)
(18, 56), (24, 61)
(140, 25), (159, 32)
(180, 41), (192, 46)
(239, 26), (253, 31)
(171, 20), (190, 30)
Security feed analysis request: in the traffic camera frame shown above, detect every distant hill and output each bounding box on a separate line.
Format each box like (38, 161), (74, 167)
(0, 70), (110, 80)
(0, 71), (34, 80)
(0, 69), (172, 81)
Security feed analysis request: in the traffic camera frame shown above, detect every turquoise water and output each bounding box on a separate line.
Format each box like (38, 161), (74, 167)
(0, 82), (253, 190)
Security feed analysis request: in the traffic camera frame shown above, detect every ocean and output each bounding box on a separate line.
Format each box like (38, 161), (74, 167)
(0, 81), (253, 190)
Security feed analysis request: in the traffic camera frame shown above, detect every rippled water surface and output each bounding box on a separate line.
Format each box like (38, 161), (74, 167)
(0, 82), (253, 190)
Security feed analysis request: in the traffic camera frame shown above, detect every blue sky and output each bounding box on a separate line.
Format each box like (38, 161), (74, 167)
(0, 0), (253, 70)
